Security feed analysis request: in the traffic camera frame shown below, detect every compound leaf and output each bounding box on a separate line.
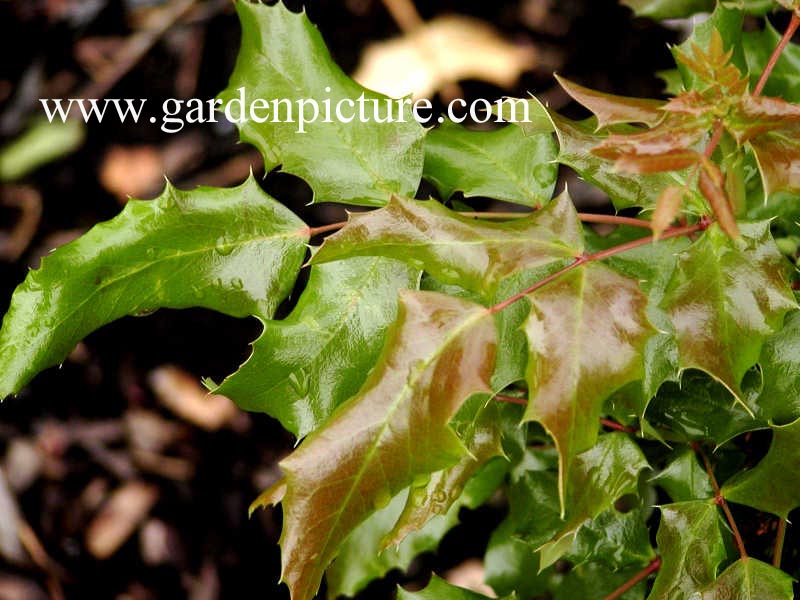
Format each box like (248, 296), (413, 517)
(256, 291), (496, 600)
(219, 1), (424, 206)
(215, 256), (418, 438)
(423, 120), (557, 207)
(0, 177), (308, 400)
(722, 418), (800, 518)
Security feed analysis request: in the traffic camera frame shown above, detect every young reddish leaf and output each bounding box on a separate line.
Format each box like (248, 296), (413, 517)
(694, 558), (794, 599)
(256, 291), (495, 600)
(548, 112), (678, 209)
(660, 223), (796, 404)
(722, 418), (800, 519)
(555, 75), (665, 128)
(746, 126), (800, 197)
(698, 159), (740, 239)
(0, 177), (309, 400)
(523, 263), (655, 507)
(662, 90), (714, 116)
(615, 150), (701, 174)
(311, 192), (582, 297)
(652, 186), (685, 239)
(647, 501), (727, 599)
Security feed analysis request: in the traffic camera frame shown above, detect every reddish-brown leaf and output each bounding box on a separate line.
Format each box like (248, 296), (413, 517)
(555, 75), (665, 128)
(699, 160), (740, 239)
(652, 186), (685, 239)
(615, 150), (701, 174)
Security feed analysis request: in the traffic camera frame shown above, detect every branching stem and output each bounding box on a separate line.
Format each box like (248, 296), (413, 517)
(753, 12), (800, 97)
(602, 557), (662, 600)
(692, 442), (748, 560)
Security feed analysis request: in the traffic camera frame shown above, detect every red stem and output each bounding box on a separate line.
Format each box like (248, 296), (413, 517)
(753, 12), (800, 97)
(693, 443), (748, 560)
(600, 418), (638, 434)
(602, 557), (662, 600)
(704, 120), (724, 159)
(488, 221), (706, 315)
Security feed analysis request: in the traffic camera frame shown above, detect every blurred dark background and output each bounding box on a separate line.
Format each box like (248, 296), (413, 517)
(0, 1), (678, 598)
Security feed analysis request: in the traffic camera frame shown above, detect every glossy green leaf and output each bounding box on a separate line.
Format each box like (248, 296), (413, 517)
(650, 448), (714, 501)
(757, 310), (800, 424)
(397, 575), (510, 600)
(645, 371), (767, 445)
(567, 505), (656, 569)
(219, 1), (424, 206)
(311, 192), (581, 297)
(0, 177), (308, 400)
(620, 0), (714, 19)
(485, 518), (552, 599)
(660, 222), (796, 402)
(547, 113), (679, 210)
(537, 434), (650, 567)
(423, 121), (557, 207)
(695, 558), (794, 599)
(215, 256), (418, 437)
(648, 501), (727, 600)
(254, 291), (495, 600)
(523, 263), (654, 504)
(722, 418), (800, 518)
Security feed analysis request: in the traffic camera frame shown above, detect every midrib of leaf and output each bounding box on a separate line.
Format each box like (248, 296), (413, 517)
(250, 51), (400, 198)
(304, 305), (490, 587)
(564, 269), (586, 510)
(44, 228), (306, 334)
(447, 132), (540, 200)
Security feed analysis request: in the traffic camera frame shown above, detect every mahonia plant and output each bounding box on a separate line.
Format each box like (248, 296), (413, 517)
(2, 0), (800, 598)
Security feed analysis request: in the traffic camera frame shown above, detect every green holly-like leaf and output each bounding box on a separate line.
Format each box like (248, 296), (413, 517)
(650, 448), (714, 501)
(645, 370), (767, 446)
(485, 518), (551, 599)
(647, 501), (728, 600)
(523, 262), (654, 505)
(566, 505), (656, 569)
(620, 0), (715, 19)
(757, 310), (800, 424)
(722, 418), (800, 518)
(423, 120), (557, 207)
(311, 192), (581, 298)
(536, 434), (650, 567)
(214, 256), (418, 438)
(695, 558), (794, 599)
(396, 575), (512, 600)
(219, 1), (424, 206)
(0, 177), (308, 400)
(660, 222), (796, 402)
(251, 291), (495, 600)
